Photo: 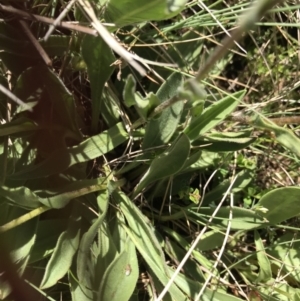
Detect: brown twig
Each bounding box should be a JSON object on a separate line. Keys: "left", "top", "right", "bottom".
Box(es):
{"left": 230, "top": 115, "right": 300, "bottom": 126}
{"left": 0, "top": 4, "right": 97, "bottom": 36}
{"left": 19, "top": 19, "right": 52, "bottom": 66}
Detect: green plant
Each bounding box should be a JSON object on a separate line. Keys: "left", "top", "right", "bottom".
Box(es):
{"left": 1, "top": 1, "right": 300, "bottom": 301}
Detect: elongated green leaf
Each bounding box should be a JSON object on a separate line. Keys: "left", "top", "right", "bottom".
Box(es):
{"left": 0, "top": 204, "right": 38, "bottom": 274}
{"left": 29, "top": 219, "right": 67, "bottom": 263}
{"left": 105, "top": 0, "right": 188, "bottom": 28}
{"left": 0, "top": 178, "right": 106, "bottom": 209}
{"left": 77, "top": 191, "right": 109, "bottom": 283}
{"left": 114, "top": 190, "right": 187, "bottom": 300}
{"left": 98, "top": 238, "right": 139, "bottom": 301}
{"left": 143, "top": 100, "right": 184, "bottom": 148}
{"left": 162, "top": 227, "right": 216, "bottom": 274}
{"left": 195, "top": 131, "right": 256, "bottom": 152}
{"left": 180, "top": 150, "right": 219, "bottom": 174}
{"left": 114, "top": 190, "right": 165, "bottom": 269}
{"left": 184, "top": 90, "right": 245, "bottom": 141}
{"left": 69, "top": 267, "right": 93, "bottom": 301}
{"left": 255, "top": 230, "right": 272, "bottom": 283}
{"left": 254, "top": 115, "right": 300, "bottom": 157}
{"left": 40, "top": 205, "right": 81, "bottom": 289}
{"left": 93, "top": 222, "right": 119, "bottom": 293}
{"left": 0, "top": 117, "right": 38, "bottom": 136}
{"left": 196, "top": 230, "right": 225, "bottom": 251}
{"left": 133, "top": 134, "right": 190, "bottom": 197}
{"left": 189, "top": 206, "right": 266, "bottom": 230}
{"left": 38, "top": 180, "right": 106, "bottom": 209}
{"left": 157, "top": 72, "right": 183, "bottom": 102}
{"left": 0, "top": 186, "right": 41, "bottom": 209}
{"left": 82, "top": 35, "right": 115, "bottom": 132}
{"left": 10, "top": 122, "right": 128, "bottom": 179}
{"left": 163, "top": 238, "right": 205, "bottom": 282}
{"left": 0, "top": 206, "right": 49, "bottom": 234}
{"left": 143, "top": 73, "right": 184, "bottom": 148}
{"left": 255, "top": 187, "right": 300, "bottom": 224}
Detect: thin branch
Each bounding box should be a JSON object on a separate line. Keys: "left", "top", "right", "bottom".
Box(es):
{"left": 19, "top": 19, "right": 52, "bottom": 66}
{"left": 77, "top": 0, "right": 147, "bottom": 76}
{"left": 0, "top": 4, "right": 97, "bottom": 36}
{"left": 44, "top": 0, "right": 77, "bottom": 41}
{"left": 0, "top": 84, "right": 33, "bottom": 111}
{"left": 196, "top": 0, "right": 285, "bottom": 82}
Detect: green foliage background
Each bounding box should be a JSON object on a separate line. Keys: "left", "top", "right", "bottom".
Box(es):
{"left": 0, "top": 0, "right": 300, "bottom": 301}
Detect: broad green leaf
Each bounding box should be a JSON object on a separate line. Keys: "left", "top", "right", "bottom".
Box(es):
{"left": 114, "top": 190, "right": 165, "bottom": 270}
{"left": 163, "top": 31, "right": 203, "bottom": 72}
{"left": 10, "top": 122, "right": 128, "bottom": 179}
{"left": 69, "top": 267, "right": 93, "bottom": 301}
{"left": 81, "top": 35, "right": 115, "bottom": 132}
{"left": 254, "top": 115, "right": 300, "bottom": 157}
{"left": 104, "top": 0, "right": 188, "bottom": 28}
{"left": 101, "top": 89, "right": 120, "bottom": 127}
{"left": 98, "top": 238, "right": 139, "bottom": 301}
{"left": 77, "top": 191, "right": 109, "bottom": 285}
{"left": 114, "top": 190, "right": 187, "bottom": 300}
{"left": 184, "top": 90, "right": 245, "bottom": 141}
{"left": 93, "top": 221, "right": 119, "bottom": 294}
{"left": 255, "top": 230, "right": 272, "bottom": 283}
{"left": 133, "top": 134, "right": 190, "bottom": 197}
{"left": 123, "top": 75, "right": 160, "bottom": 120}
{"left": 40, "top": 205, "right": 81, "bottom": 289}
{"left": 180, "top": 150, "right": 219, "bottom": 174}
{"left": 180, "top": 78, "right": 207, "bottom": 103}
{"left": 29, "top": 219, "right": 67, "bottom": 263}
{"left": 143, "top": 73, "right": 184, "bottom": 148}
{"left": 255, "top": 187, "right": 300, "bottom": 224}
{"left": 156, "top": 72, "right": 183, "bottom": 102}
{"left": 143, "top": 99, "right": 184, "bottom": 147}
{"left": 196, "top": 230, "right": 225, "bottom": 251}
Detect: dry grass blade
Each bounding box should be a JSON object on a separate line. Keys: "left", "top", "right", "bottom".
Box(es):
{"left": 0, "top": 84, "right": 33, "bottom": 111}
{"left": 43, "top": 0, "right": 77, "bottom": 41}
{"left": 77, "top": 0, "right": 147, "bottom": 76}
{"left": 156, "top": 175, "right": 238, "bottom": 301}
{"left": 196, "top": 0, "right": 285, "bottom": 81}
{"left": 19, "top": 20, "right": 52, "bottom": 66}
